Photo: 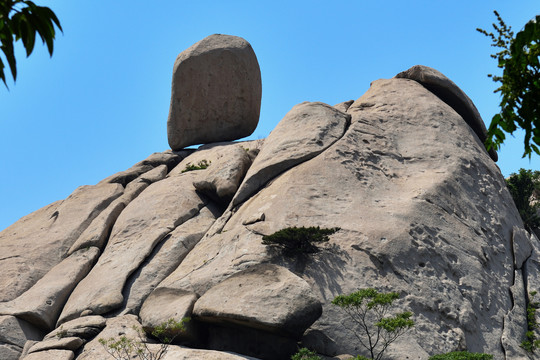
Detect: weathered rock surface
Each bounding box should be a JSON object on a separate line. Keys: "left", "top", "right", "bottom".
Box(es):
{"left": 140, "top": 288, "right": 197, "bottom": 331}
{"left": 156, "top": 223, "right": 269, "bottom": 296}
{"left": 76, "top": 315, "right": 143, "bottom": 360}
{"left": 0, "top": 316, "right": 42, "bottom": 349}
{"left": 333, "top": 100, "right": 354, "bottom": 113}
{"left": 512, "top": 226, "right": 534, "bottom": 269}
{"left": 232, "top": 101, "right": 350, "bottom": 206}
{"left": 169, "top": 142, "right": 253, "bottom": 204}
{"left": 44, "top": 315, "right": 106, "bottom": 341}
{"left": 58, "top": 174, "right": 208, "bottom": 324}
{"left": 0, "top": 183, "right": 122, "bottom": 302}
{"left": 395, "top": 65, "right": 497, "bottom": 161}
{"left": 0, "top": 247, "right": 100, "bottom": 330}
{"left": 0, "top": 343, "right": 22, "bottom": 360}
{"left": 23, "top": 349, "right": 75, "bottom": 360}
{"left": 0, "top": 316, "right": 43, "bottom": 360}
{"left": 155, "top": 346, "right": 260, "bottom": 360}
{"left": 193, "top": 264, "right": 322, "bottom": 336}
{"left": 139, "top": 288, "right": 199, "bottom": 343}
{"left": 121, "top": 205, "right": 217, "bottom": 315}
{"left": 167, "top": 34, "right": 261, "bottom": 149}
{"left": 99, "top": 150, "right": 185, "bottom": 186}
{"left": 28, "top": 336, "right": 84, "bottom": 353}
{"left": 500, "top": 270, "right": 529, "bottom": 360}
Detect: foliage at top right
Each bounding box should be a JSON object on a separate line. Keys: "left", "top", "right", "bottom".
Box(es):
{"left": 477, "top": 11, "right": 540, "bottom": 158}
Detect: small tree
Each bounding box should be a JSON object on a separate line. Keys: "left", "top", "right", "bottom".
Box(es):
{"left": 332, "top": 288, "right": 414, "bottom": 360}
{"left": 262, "top": 226, "right": 339, "bottom": 258}
{"left": 506, "top": 168, "right": 540, "bottom": 230}
{"left": 99, "top": 318, "right": 188, "bottom": 360}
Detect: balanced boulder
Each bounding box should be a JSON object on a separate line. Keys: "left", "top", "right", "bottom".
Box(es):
{"left": 167, "top": 34, "right": 262, "bottom": 149}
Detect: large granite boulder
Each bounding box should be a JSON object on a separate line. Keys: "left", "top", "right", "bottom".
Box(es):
{"left": 193, "top": 264, "right": 322, "bottom": 336}
{"left": 167, "top": 34, "right": 262, "bottom": 150}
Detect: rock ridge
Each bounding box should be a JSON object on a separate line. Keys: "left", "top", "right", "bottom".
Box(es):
{"left": 0, "top": 36, "right": 534, "bottom": 360}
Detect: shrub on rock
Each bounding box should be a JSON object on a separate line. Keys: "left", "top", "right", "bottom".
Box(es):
{"left": 262, "top": 226, "right": 339, "bottom": 257}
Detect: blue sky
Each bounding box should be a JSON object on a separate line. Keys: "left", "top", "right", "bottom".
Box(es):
{"left": 0, "top": 1, "right": 539, "bottom": 231}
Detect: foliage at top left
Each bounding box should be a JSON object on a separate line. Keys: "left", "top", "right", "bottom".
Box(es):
{"left": 0, "top": 0, "right": 62, "bottom": 87}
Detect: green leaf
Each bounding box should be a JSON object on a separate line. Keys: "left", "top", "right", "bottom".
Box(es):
{"left": 0, "top": 55, "right": 7, "bottom": 87}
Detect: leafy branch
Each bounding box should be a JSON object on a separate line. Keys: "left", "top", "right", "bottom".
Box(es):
{"left": 0, "top": 0, "right": 62, "bottom": 87}
{"left": 477, "top": 11, "right": 540, "bottom": 158}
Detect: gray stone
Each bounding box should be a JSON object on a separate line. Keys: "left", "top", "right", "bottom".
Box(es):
{"left": 0, "top": 316, "right": 43, "bottom": 348}
{"left": 68, "top": 165, "right": 168, "bottom": 255}
{"left": 500, "top": 270, "right": 529, "bottom": 360}
{"left": 99, "top": 150, "right": 185, "bottom": 186}
{"left": 156, "top": 224, "right": 269, "bottom": 297}
{"left": 20, "top": 340, "right": 38, "bottom": 359}
{"left": 76, "top": 315, "right": 145, "bottom": 360}
{"left": 23, "top": 349, "right": 75, "bottom": 360}
{"left": 0, "top": 247, "right": 100, "bottom": 330}
{"left": 232, "top": 101, "right": 350, "bottom": 206}
{"left": 240, "top": 139, "right": 264, "bottom": 160}
{"left": 58, "top": 175, "right": 208, "bottom": 325}
{"left": 513, "top": 226, "right": 533, "bottom": 269}
{"left": 167, "top": 34, "right": 261, "bottom": 149}
{"left": 0, "top": 343, "right": 22, "bottom": 360}
{"left": 121, "top": 205, "right": 217, "bottom": 314}
{"left": 167, "top": 141, "right": 254, "bottom": 205}
{"left": 44, "top": 315, "right": 106, "bottom": 341}
{"left": 193, "top": 264, "right": 322, "bottom": 337}
{"left": 28, "top": 337, "right": 84, "bottom": 353}
{"left": 524, "top": 233, "right": 540, "bottom": 346}
{"left": 0, "top": 183, "right": 122, "bottom": 302}
{"left": 190, "top": 143, "right": 253, "bottom": 204}
{"left": 525, "top": 233, "right": 540, "bottom": 295}
{"left": 139, "top": 288, "right": 198, "bottom": 343}
{"left": 242, "top": 212, "right": 265, "bottom": 225}
{"left": 394, "top": 65, "right": 497, "bottom": 161}
{"left": 333, "top": 100, "right": 354, "bottom": 113}
{"left": 158, "top": 345, "right": 260, "bottom": 359}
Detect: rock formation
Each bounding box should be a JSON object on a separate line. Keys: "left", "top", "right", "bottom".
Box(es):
{"left": 0, "top": 35, "right": 538, "bottom": 360}
{"left": 167, "top": 34, "right": 262, "bottom": 150}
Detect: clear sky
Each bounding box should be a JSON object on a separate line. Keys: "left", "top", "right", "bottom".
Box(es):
{"left": 1, "top": 1, "right": 539, "bottom": 232}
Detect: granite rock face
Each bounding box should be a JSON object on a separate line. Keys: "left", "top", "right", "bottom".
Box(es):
{"left": 167, "top": 34, "right": 262, "bottom": 150}
{"left": 0, "top": 53, "right": 535, "bottom": 360}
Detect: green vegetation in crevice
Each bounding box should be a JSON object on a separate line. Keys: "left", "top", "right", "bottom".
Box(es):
{"left": 521, "top": 290, "right": 540, "bottom": 353}
{"left": 262, "top": 226, "right": 339, "bottom": 258}
{"left": 181, "top": 159, "right": 211, "bottom": 173}
{"left": 290, "top": 347, "right": 322, "bottom": 360}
